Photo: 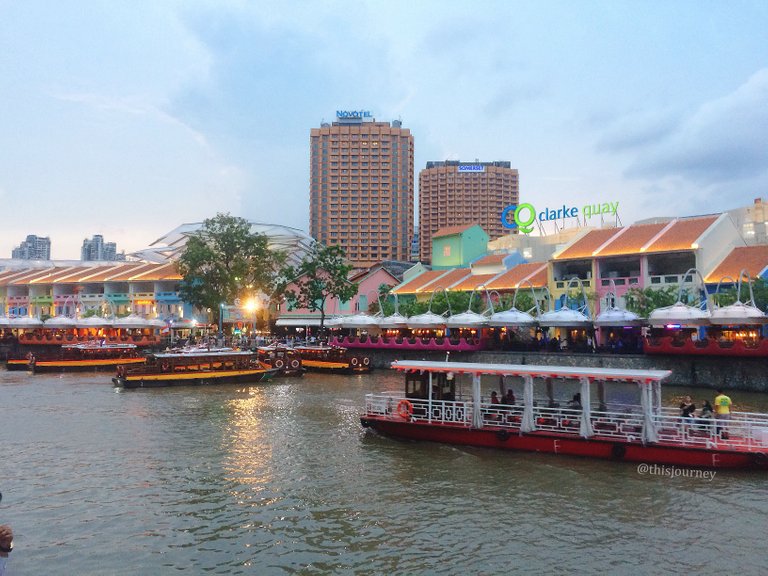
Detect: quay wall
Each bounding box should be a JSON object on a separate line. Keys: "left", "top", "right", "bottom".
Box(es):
{"left": 363, "top": 349, "right": 768, "bottom": 393}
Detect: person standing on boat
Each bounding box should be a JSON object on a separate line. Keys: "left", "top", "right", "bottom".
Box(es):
{"left": 714, "top": 389, "right": 732, "bottom": 438}
{"left": 0, "top": 523, "right": 12, "bottom": 576}
{"left": 679, "top": 396, "right": 696, "bottom": 420}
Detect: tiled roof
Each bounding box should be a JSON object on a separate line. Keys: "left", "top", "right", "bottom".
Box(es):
{"left": 644, "top": 215, "right": 718, "bottom": 253}
{"left": 0, "top": 263, "right": 182, "bottom": 285}
{"left": 5, "top": 268, "right": 62, "bottom": 286}
{"left": 594, "top": 223, "right": 667, "bottom": 257}
{"left": 472, "top": 253, "right": 508, "bottom": 267}
{"left": 448, "top": 273, "right": 499, "bottom": 292}
{"left": 704, "top": 246, "right": 768, "bottom": 283}
{"left": 433, "top": 223, "right": 480, "bottom": 239}
{"left": 555, "top": 228, "right": 621, "bottom": 260}
{"left": 485, "top": 262, "right": 548, "bottom": 290}
{"left": 391, "top": 270, "right": 445, "bottom": 295}
{"left": 28, "top": 266, "right": 94, "bottom": 284}
{"left": 420, "top": 268, "right": 472, "bottom": 292}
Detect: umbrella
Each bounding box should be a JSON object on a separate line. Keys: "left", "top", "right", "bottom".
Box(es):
{"left": 112, "top": 314, "right": 153, "bottom": 329}
{"left": 488, "top": 308, "right": 536, "bottom": 327}
{"left": 407, "top": 311, "right": 447, "bottom": 329}
{"left": 339, "top": 313, "right": 378, "bottom": 329}
{"left": 648, "top": 302, "right": 710, "bottom": 327}
{"left": 377, "top": 313, "right": 409, "bottom": 328}
{"left": 9, "top": 316, "right": 44, "bottom": 328}
{"left": 709, "top": 302, "right": 768, "bottom": 325}
{"left": 75, "top": 316, "right": 113, "bottom": 328}
{"left": 594, "top": 308, "right": 643, "bottom": 327}
{"left": 44, "top": 316, "right": 77, "bottom": 329}
{"left": 538, "top": 308, "right": 592, "bottom": 327}
{"left": 445, "top": 311, "right": 488, "bottom": 328}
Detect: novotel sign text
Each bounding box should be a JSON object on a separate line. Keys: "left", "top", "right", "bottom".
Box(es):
{"left": 457, "top": 164, "right": 485, "bottom": 173}
{"left": 501, "top": 200, "right": 620, "bottom": 234}
{"left": 336, "top": 110, "right": 372, "bottom": 119}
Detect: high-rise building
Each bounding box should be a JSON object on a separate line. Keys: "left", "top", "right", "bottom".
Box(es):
{"left": 81, "top": 234, "right": 124, "bottom": 261}
{"left": 310, "top": 111, "right": 414, "bottom": 267}
{"left": 11, "top": 234, "right": 51, "bottom": 260}
{"left": 418, "top": 160, "right": 519, "bottom": 262}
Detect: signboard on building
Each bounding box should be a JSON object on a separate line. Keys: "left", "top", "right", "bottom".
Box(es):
{"left": 457, "top": 164, "right": 485, "bottom": 173}
{"left": 336, "top": 110, "right": 372, "bottom": 119}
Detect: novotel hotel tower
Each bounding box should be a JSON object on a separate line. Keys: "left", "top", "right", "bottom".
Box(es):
{"left": 309, "top": 112, "right": 414, "bottom": 267}
{"left": 418, "top": 160, "right": 519, "bottom": 262}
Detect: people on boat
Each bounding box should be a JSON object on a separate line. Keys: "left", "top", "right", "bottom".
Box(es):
{"left": 567, "top": 393, "right": 582, "bottom": 410}
{"left": 679, "top": 396, "right": 696, "bottom": 420}
{"left": 503, "top": 389, "right": 516, "bottom": 405}
{"left": 699, "top": 400, "right": 714, "bottom": 419}
{"left": 490, "top": 391, "right": 500, "bottom": 404}
{"left": 0, "top": 522, "right": 12, "bottom": 576}
{"left": 714, "top": 389, "right": 732, "bottom": 438}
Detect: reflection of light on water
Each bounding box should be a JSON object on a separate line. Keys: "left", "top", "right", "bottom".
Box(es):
{"left": 221, "top": 387, "right": 275, "bottom": 496}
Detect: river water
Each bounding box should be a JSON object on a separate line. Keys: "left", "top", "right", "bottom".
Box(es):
{"left": 1, "top": 367, "right": 767, "bottom": 575}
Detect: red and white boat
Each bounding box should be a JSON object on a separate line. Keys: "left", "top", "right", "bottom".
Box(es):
{"left": 360, "top": 360, "right": 768, "bottom": 470}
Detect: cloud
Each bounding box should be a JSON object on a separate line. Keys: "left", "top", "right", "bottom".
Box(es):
{"left": 610, "top": 69, "right": 768, "bottom": 184}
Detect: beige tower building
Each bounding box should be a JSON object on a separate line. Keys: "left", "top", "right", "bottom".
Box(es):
{"left": 418, "top": 161, "right": 519, "bottom": 262}
{"left": 309, "top": 111, "right": 414, "bottom": 267}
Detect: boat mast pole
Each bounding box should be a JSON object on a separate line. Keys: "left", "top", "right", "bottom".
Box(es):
{"left": 428, "top": 371, "right": 433, "bottom": 423}
{"left": 471, "top": 374, "right": 483, "bottom": 429}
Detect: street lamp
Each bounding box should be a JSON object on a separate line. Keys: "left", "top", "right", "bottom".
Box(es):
{"left": 244, "top": 297, "right": 259, "bottom": 345}
{"left": 218, "top": 302, "right": 225, "bottom": 344}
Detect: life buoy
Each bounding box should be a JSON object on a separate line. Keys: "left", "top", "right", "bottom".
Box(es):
{"left": 496, "top": 430, "right": 511, "bottom": 442}
{"left": 396, "top": 399, "right": 413, "bottom": 420}
{"left": 351, "top": 357, "right": 359, "bottom": 367}
{"left": 611, "top": 443, "right": 627, "bottom": 460}
{"left": 362, "top": 357, "right": 370, "bottom": 366}
{"left": 274, "top": 358, "right": 285, "bottom": 369}
{"left": 290, "top": 359, "right": 301, "bottom": 370}
{"left": 751, "top": 452, "right": 768, "bottom": 468}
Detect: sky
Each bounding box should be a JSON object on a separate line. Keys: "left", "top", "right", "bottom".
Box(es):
{"left": 1, "top": 0, "right": 767, "bottom": 259}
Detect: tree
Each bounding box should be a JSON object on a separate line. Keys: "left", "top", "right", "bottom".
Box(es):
{"left": 281, "top": 244, "right": 358, "bottom": 332}
{"left": 176, "top": 213, "right": 286, "bottom": 326}
{"left": 623, "top": 285, "right": 680, "bottom": 318}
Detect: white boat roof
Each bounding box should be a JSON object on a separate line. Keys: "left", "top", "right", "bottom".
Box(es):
{"left": 152, "top": 350, "right": 253, "bottom": 358}
{"left": 391, "top": 360, "right": 672, "bottom": 383}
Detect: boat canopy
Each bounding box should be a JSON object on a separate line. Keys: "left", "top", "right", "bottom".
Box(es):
{"left": 75, "top": 316, "right": 113, "bottom": 328}
{"left": 391, "top": 360, "right": 671, "bottom": 384}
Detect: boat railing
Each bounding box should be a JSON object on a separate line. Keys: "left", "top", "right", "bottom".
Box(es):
{"left": 363, "top": 394, "right": 768, "bottom": 450}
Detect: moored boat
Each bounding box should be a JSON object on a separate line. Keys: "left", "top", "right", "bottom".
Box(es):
{"left": 257, "top": 345, "right": 304, "bottom": 376}
{"left": 112, "top": 349, "right": 279, "bottom": 388}
{"left": 293, "top": 343, "right": 372, "bottom": 374}
{"left": 11, "top": 343, "right": 145, "bottom": 373}
{"left": 360, "top": 360, "right": 768, "bottom": 470}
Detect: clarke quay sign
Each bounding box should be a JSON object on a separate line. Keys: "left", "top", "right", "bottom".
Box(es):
{"left": 336, "top": 110, "right": 372, "bottom": 119}
{"left": 501, "top": 200, "right": 619, "bottom": 234}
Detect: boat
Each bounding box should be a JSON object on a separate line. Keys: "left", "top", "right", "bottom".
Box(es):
{"left": 112, "top": 349, "right": 279, "bottom": 389}
{"left": 293, "top": 343, "right": 372, "bottom": 373}
{"left": 9, "top": 343, "right": 145, "bottom": 373}
{"left": 256, "top": 345, "right": 305, "bottom": 376}
{"left": 360, "top": 360, "right": 768, "bottom": 470}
